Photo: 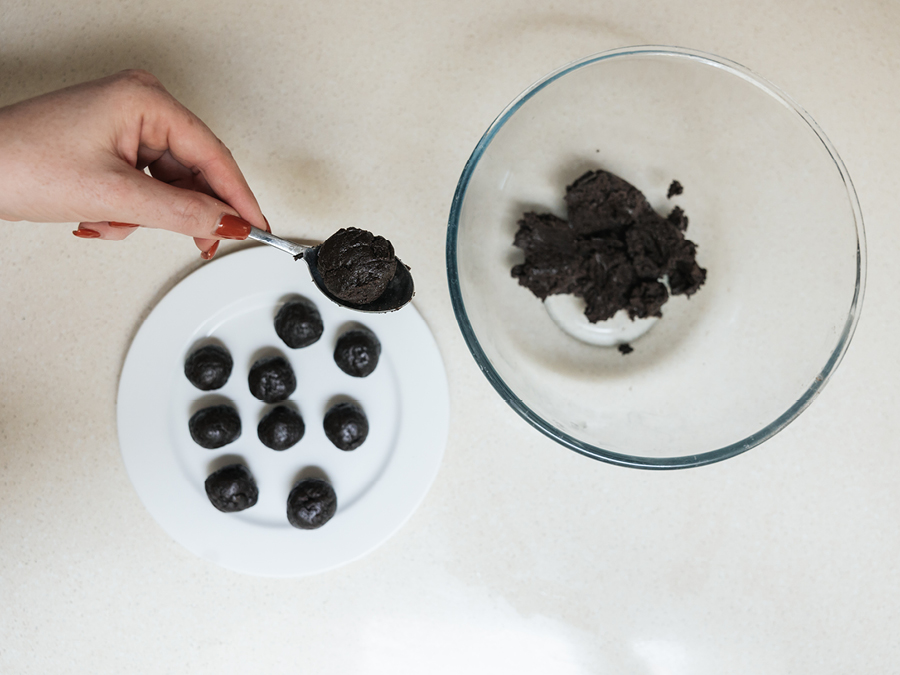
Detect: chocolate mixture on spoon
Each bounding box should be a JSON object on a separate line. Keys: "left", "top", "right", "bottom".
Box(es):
{"left": 317, "top": 227, "right": 398, "bottom": 305}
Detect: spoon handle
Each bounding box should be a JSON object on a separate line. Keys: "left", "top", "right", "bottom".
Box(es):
{"left": 247, "top": 226, "right": 310, "bottom": 259}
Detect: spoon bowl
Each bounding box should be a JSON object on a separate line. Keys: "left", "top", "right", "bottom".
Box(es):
{"left": 247, "top": 226, "right": 414, "bottom": 313}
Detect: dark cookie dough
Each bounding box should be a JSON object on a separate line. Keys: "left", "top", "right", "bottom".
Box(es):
{"left": 189, "top": 404, "right": 242, "bottom": 449}
{"left": 257, "top": 405, "right": 305, "bottom": 451}
{"left": 317, "top": 227, "right": 397, "bottom": 305}
{"left": 287, "top": 478, "right": 338, "bottom": 529}
{"left": 667, "top": 180, "right": 683, "bottom": 198}
{"left": 184, "top": 344, "right": 233, "bottom": 391}
{"left": 333, "top": 327, "right": 381, "bottom": 378}
{"left": 618, "top": 343, "right": 634, "bottom": 355}
{"left": 275, "top": 297, "right": 324, "bottom": 349}
{"left": 248, "top": 355, "right": 297, "bottom": 403}
{"left": 323, "top": 402, "right": 369, "bottom": 451}
{"left": 205, "top": 464, "right": 259, "bottom": 513}
{"left": 512, "top": 169, "right": 706, "bottom": 324}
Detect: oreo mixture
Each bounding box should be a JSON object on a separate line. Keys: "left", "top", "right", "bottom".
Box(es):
{"left": 184, "top": 344, "right": 233, "bottom": 391}
{"left": 323, "top": 402, "right": 369, "bottom": 451}
{"left": 275, "top": 297, "right": 324, "bottom": 349}
{"left": 248, "top": 355, "right": 297, "bottom": 403}
{"left": 189, "top": 404, "right": 242, "bottom": 449}
{"left": 333, "top": 327, "right": 381, "bottom": 378}
{"left": 287, "top": 478, "right": 338, "bottom": 529}
{"left": 205, "top": 464, "right": 259, "bottom": 513}
{"left": 511, "top": 169, "right": 706, "bottom": 324}
{"left": 257, "top": 405, "right": 305, "bottom": 451}
{"left": 667, "top": 180, "right": 683, "bottom": 198}
{"left": 318, "top": 227, "right": 397, "bottom": 305}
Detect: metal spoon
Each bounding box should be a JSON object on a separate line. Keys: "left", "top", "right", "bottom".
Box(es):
{"left": 247, "top": 226, "right": 414, "bottom": 313}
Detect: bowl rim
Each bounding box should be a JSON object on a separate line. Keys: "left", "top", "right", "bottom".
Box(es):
{"left": 445, "top": 45, "right": 867, "bottom": 470}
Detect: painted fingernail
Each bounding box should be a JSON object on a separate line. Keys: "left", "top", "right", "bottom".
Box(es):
{"left": 215, "top": 214, "right": 252, "bottom": 240}
{"left": 73, "top": 228, "right": 101, "bottom": 239}
{"left": 201, "top": 241, "right": 220, "bottom": 260}
{"left": 109, "top": 221, "right": 140, "bottom": 228}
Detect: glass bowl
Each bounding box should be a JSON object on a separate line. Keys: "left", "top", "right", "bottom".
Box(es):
{"left": 446, "top": 46, "right": 866, "bottom": 469}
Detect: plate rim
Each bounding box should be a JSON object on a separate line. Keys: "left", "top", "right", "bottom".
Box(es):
{"left": 117, "top": 245, "right": 449, "bottom": 576}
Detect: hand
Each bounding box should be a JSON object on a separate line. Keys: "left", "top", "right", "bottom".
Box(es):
{"left": 0, "top": 69, "right": 267, "bottom": 259}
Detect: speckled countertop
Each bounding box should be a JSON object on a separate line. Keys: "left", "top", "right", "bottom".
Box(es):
{"left": 2, "top": 1, "right": 899, "bottom": 672}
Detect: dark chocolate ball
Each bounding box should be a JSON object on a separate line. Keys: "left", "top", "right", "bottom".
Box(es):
{"left": 286, "top": 478, "right": 337, "bottom": 529}
{"left": 323, "top": 402, "right": 369, "bottom": 451}
{"left": 184, "top": 344, "right": 233, "bottom": 391}
{"left": 274, "top": 297, "right": 324, "bottom": 349}
{"left": 189, "top": 404, "right": 242, "bottom": 449}
{"left": 333, "top": 327, "right": 381, "bottom": 378}
{"left": 248, "top": 355, "right": 297, "bottom": 403}
{"left": 257, "top": 405, "right": 305, "bottom": 451}
{"left": 205, "top": 464, "right": 259, "bottom": 513}
{"left": 317, "top": 227, "right": 397, "bottom": 305}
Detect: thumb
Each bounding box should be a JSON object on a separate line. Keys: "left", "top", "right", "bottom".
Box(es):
{"left": 107, "top": 167, "right": 259, "bottom": 243}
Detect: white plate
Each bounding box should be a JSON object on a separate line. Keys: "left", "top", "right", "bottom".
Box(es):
{"left": 117, "top": 246, "right": 448, "bottom": 577}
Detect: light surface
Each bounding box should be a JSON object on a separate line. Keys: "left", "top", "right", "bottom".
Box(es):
{"left": 2, "top": 1, "right": 900, "bottom": 673}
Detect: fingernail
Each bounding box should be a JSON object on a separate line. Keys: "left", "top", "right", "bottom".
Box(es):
{"left": 201, "top": 241, "right": 220, "bottom": 260}
{"left": 215, "top": 214, "right": 252, "bottom": 240}
{"left": 73, "top": 228, "right": 101, "bottom": 239}
{"left": 109, "top": 222, "right": 140, "bottom": 228}
{"left": 263, "top": 215, "right": 271, "bottom": 233}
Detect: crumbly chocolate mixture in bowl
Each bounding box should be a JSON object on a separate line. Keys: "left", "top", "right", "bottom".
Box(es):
{"left": 511, "top": 169, "right": 706, "bottom": 352}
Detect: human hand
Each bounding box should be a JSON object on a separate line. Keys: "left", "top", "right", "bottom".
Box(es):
{"left": 0, "top": 70, "right": 267, "bottom": 259}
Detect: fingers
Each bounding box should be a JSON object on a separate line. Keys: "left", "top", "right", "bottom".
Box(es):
{"left": 101, "top": 166, "right": 254, "bottom": 243}
{"left": 145, "top": 150, "right": 241, "bottom": 259}
{"left": 132, "top": 84, "right": 267, "bottom": 232}
{"left": 74, "top": 221, "right": 140, "bottom": 240}
{"left": 73, "top": 219, "right": 222, "bottom": 261}
{"left": 146, "top": 149, "right": 216, "bottom": 197}
{"left": 78, "top": 147, "right": 265, "bottom": 261}
{"left": 21, "top": 70, "right": 269, "bottom": 259}
{"left": 196, "top": 238, "right": 219, "bottom": 260}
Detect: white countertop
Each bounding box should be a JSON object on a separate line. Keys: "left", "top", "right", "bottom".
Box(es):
{"left": 2, "top": 1, "right": 899, "bottom": 672}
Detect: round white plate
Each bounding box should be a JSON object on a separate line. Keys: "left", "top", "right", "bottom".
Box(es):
{"left": 117, "top": 246, "right": 448, "bottom": 577}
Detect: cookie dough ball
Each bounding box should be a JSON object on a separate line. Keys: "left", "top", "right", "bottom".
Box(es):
{"left": 189, "top": 405, "right": 242, "bottom": 449}
{"left": 275, "top": 297, "right": 324, "bottom": 349}
{"left": 334, "top": 327, "right": 381, "bottom": 378}
{"left": 248, "top": 355, "right": 297, "bottom": 403}
{"left": 287, "top": 478, "right": 337, "bottom": 529}
{"left": 323, "top": 402, "right": 369, "bottom": 451}
{"left": 317, "top": 227, "right": 397, "bottom": 305}
{"left": 184, "top": 344, "right": 233, "bottom": 391}
{"left": 205, "top": 464, "right": 259, "bottom": 513}
{"left": 258, "top": 405, "right": 305, "bottom": 451}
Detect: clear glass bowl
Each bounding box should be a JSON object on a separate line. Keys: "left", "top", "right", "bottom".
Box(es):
{"left": 446, "top": 46, "right": 866, "bottom": 469}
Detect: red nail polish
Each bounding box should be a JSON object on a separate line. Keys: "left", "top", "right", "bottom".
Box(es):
{"left": 201, "top": 241, "right": 220, "bottom": 260}
{"left": 73, "top": 228, "right": 101, "bottom": 239}
{"left": 109, "top": 222, "right": 140, "bottom": 228}
{"left": 216, "top": 214, "right": 252, "bottom": 240}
